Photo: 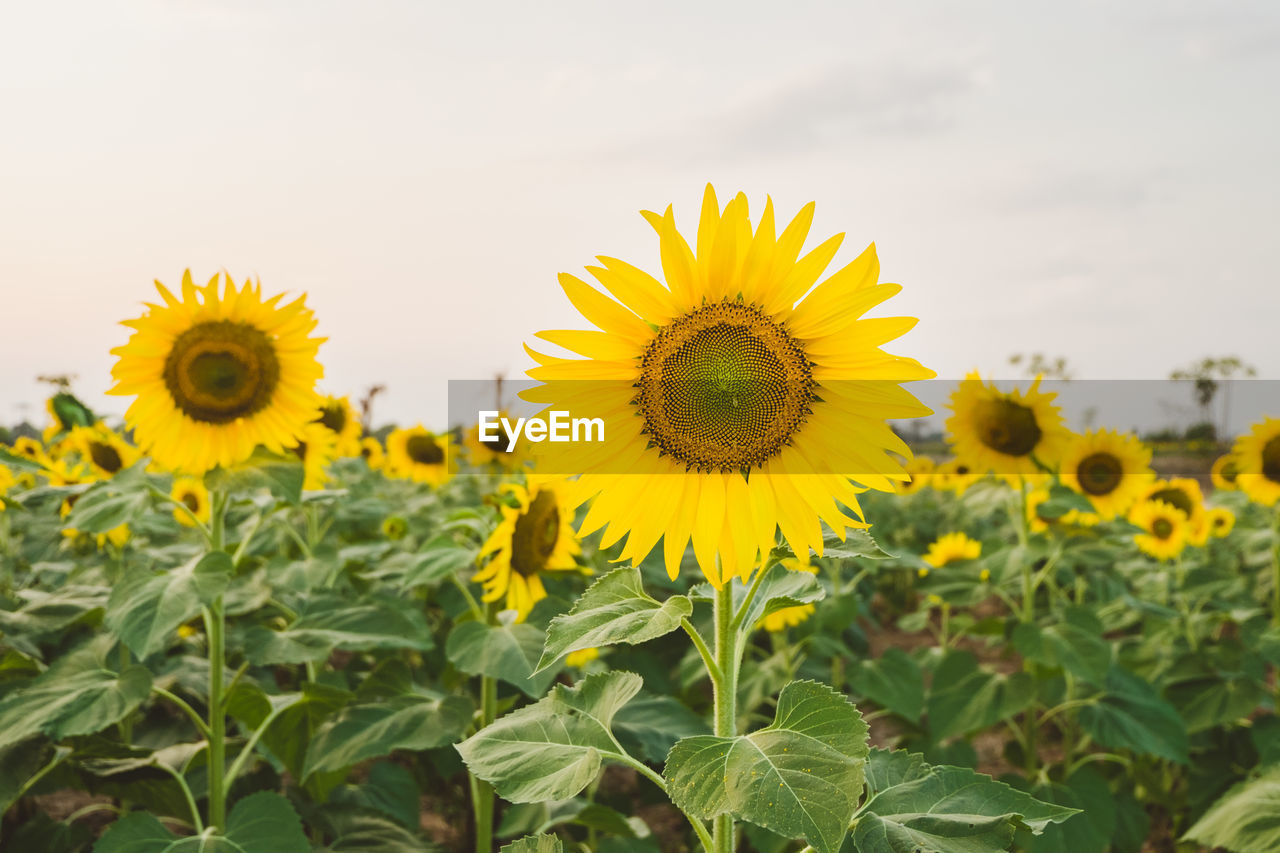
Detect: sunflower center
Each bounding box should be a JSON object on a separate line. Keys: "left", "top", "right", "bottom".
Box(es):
{"left": 406, "top": 435, "right": 444, "bottom": 465}
{"left": 1149, "top": 488, "right": 1193, "bottom": 517}
{"left": 318, "top": 404, "right": 347, "bottom": 434}
{"left": 1077, "top": 452, "right": 1122, "bottom": 496}
{"left": 635, "top": 301, "right": 813, "bottom": 472}
{"left": 1152, "top": 518, "right": 1174, "bottom": 540}
{"left": 181, "top": 491, "right": 201, "bottom": 513}
{"left": 510, "top": 490, "right": 560, "bottom": 577}
{"left": 1263, "top": 436, "right": 1280, "bottom": 484}
{"left": 89, "top": 441, "right": 123, "bottom": 474}
{"left": 973, "top": 398, "right": 1042, "bottom": 457}
{"left": 163, "top": 320, "right": 281, "bottom": 424}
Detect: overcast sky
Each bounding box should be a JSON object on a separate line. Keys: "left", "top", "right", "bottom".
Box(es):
{"left": 2, "top": 1, "right": 1277, "bottom": 432}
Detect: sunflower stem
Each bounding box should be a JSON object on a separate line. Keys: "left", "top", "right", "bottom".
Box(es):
{"left": 205, "top": 488, "right": 229, "bottom": 831}
{"left": 712, "top": 581, "right": 738, "bottom": 853}
{"left": 471, "top": 601, "right": 499, "bottom": 853}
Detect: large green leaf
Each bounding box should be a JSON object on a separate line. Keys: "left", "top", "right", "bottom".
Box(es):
{"left": 207, "top": 447, "right": 304, "bottom": 505}
{"left": 64, "top": 464, "right": 150, "bottom": 534}
{"left": 94, "top": 790, "right": 310, "bottom": 852}
{"left": 854, "top": 749, "right": 1080, "bottom": 853}
{"left": 1184, "top": 767, "right": 1280, "bottom": 853}
{"left": 664, "top": 680, "right": 868, "bottom": 853}
{"left": 243, "top": 595, "right": 433, "bottom": 665}
{"left": 303, "top": 693, "right": 473, "bottom": 778}
{"left": 1166, "top": 671, "right": 1267, "bottom": 733}
{"left": 1078, "top": 667, "right": 1188, "bottom": 763}
{"left": 0, "top": 585, "right": 108, "bottom": 659}
{"left": 1010, "top": 608, "right": 1110, "bottom": 683}
{"left": 927, "top": 650, "right": 1034, "bottom": 740}
{"left": 0, "top": 641, "right": 151, "bottom": 749}
{"left": 849, "top": 647, "right": 925, "bottom": 723}
{"left": 106, "top": 552, "right": 233, "bottom": 658}
{"left": 456, "top": 671, "right": 643, "bottom": 803}
{"left": 447, "top": 616, "right": 561, "bottom": 698}
{"left": 227, "top": 681, "right": 353, "bottom": 784}
{"left": 537, "top": 568, "right": 692, "bottom": 672}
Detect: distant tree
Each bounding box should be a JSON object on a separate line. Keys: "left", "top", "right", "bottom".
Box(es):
{"left": 1170, "top": 356, "right": 1257, "bottom": 438}
{"left": 1008, "top": 353, "right": 1073, "bottom": 380}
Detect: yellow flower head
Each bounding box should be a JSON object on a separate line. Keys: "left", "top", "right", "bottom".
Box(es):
{"left": 315, "top": 394, "right": 363, "bottom": 457}
{"left": 385, "top": 425, "right": 451, "bottom": 487}
{"left": 897, "top": 456, "right": 936, "bottom": 495}
{"left": 1131, "top": 499, "right": 1189, "bottom": 560}
{"left": 934, "top": 458, "right": 981, "bottom": 496}
{"left": 289, "top": 421, "right": 337, "bottom": 491}
{"left": 67, "top": 424, "right": 141, "bottom": 481}
{"left": 359, "top": 436, "right": 385, "bottom": 470}
{"left": 1211, "top": 454, "right": 1240, "bottom": 491}
{"left": 565, "top": 647, "right": 601, "bottom": 668}
{"left": 946, "top": 373, "right": 1070, "bottom": 478}
{"left": 109, "top": 271, "right": 325, "bottom": 475}
{"left": 170, "top": 477, "right": 211, "bottom": 527}
{"left": 1130, "top": 478, "right": 1205, "bottom": 532}
{"left": 1233, "top": 417, "right": 1280, "bottom": 507}
{"left": 922, "top": 531, "right": 982, "bottom": 568}
{"left": 9, "top": 437, "right": 50, "bottom": 467}
{"left": 524, "top": 186, "right": 934, "bottom": 587}
{"left": 760, "top": 604, "right": 815, "bottom": 633}
{"left": 1058, "top": 430, "right": 1153, "bottom": 519}
{"left": 463, "top": 411, "right": 529, "bottom": 470}
{"left": 1206, "top": 506, "right": 1235, "bottom": 538}
{"left": 474, "top": 477, "right": 587, "bottom": 620}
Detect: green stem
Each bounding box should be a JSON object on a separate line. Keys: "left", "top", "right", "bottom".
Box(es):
{"left": 472, "top": 601, "right": 499, "bottom": 853}
{"left": 151, "top": 686, "right": 213, "bottom": 738}
{"left": 681, "top": 618, "right": 721, "bottom": 683}
{"left": 713, "top": 582, "right": 738, "bottom": 853}
{"left": 155, "top": 762, "right": 204, "bottom": 833}
{"left": 205, "top": 489, "right": 229, "bottom": 831}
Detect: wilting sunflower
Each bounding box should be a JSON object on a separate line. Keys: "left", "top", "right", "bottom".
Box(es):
{"left": 1058, "top": 429, "right": 1153, "bottom": 519}
{"left": 523, "top": 187, "right": 933, "bottom": 586}
{"left": 170, "top": 477, "right": 211, "bottom": 526}
{"left": 897, "top": 456, "right": 936, "bottom": 495}
{"left": 1206, "top": 506, "right": 1235, "bottom": 538}
{"left": 1131, "top": 499, "right": 1188, "bottom": 560}
{"left": 1131, "top": 478, "right": 1205, "bottom": 533}
{"left": 315, "top": 394, "right": 362, "bottom": 457}
{"left": 109, "top": 270, "right": 324, "bottom": 475}
{"left": 1210, "top": 454, "right": 1240, "bottom": 491}
{"left": 758, "top": 559, "right": 818, "bottom": 630}
{"left": 385, "top": 425, "right": 451, "bottom": 486}
{"left": 463, "top": 411, "right": 527, "bottom": 469}
{"left": 67, "top": 424, "right": 140, "bottom": 480}
{"left": 946, "top": 373, "right": 1070, "bottom": 479}
{"left": 921, "top": 531, "right": 982, "bottom": 571}
{"left": 1233, "top": 417, "right": 1280, "bottom": 507}
{"left": 359, "top": 436, "right": 385, "bottom": 470}
{"left": 289, "top": 422, "right": 337, "bottom": 491}
{"left": 474, "top": 477, "right": 585, "bottom": 619}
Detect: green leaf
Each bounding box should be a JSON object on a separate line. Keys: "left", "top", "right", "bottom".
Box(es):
{"left": 848, "top": 647, "right": 925, "bottom": 723}
{"left": 303, "top": 693, "right": 473, "bottom": 778}
{"left": 65, "top": 466, "right": 150, "bottom": 534}
{"left": 244, "top": 595, "right": 433, "bottom": 665}
{"left": 501, "top": 835, "right": 565, "bottom": 853}
{"left": 0, "top": 739, "right": 65, "bottom": 813}
{"left": 1017, "top": 767, "right": 1115, "bottom": 853}
{"left": 736, "top": 562, "right": 825, "bottom": 636}
{"left": 94, "top": 790, "right": 310, "bottom": 852}
{"left": 317, "top": 812, "right": 443, "bottom": 852}
{"left": 613, "top": 694, "right": 711, "bottom": 763}
{"left": 816, "top": 529, "right": 896, "bottom": 560}
{"left": 106, "top": 552, "right": 233, "bottom": 658}
{"left": 0, "top": 641, "right": 152, "bottom": 749}
{"left": 228, "top": 681, "right": 352, "bottom": 784}
{"left": 456, "top": 671, "right": 643, "bottom": 803}
{"left": 1078, "top": 667, "right": 1188, "bottom": 763}
{"left": 927, "top": 650, "right": 1034, "bottom": 740}
{"left": 207, "top": 447, "right": 305, "bottom": 505}
{"left": 328, "top": 761, "right": 421, "bottom": 830}
{"left": 1011, "top": 608, "right": 1110, "bottom": 683}
{"left": 1036, "top": 485, "right": 1097, "bottom": 519}
{"left": 664, "top": 680, "right": 868, "bottom": 853}
{"left": 447, "top": 617, "right": 561, "bottom": 698}
{"left": 1166, "top": 671, "right": 1267, "bottom": 733}
{"left": 1184, "top": 767, "right": 1280, "bottom": 853}
{"left": 0, "top": 584, "right": 109, "bottom": 659}
{"left": 538, "top": 568, "right": 692, "bottom": 672}
{"left": 854, "top": 749, "right": 1080, "bottom": 853}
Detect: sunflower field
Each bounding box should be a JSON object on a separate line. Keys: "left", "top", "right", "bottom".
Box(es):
{"left": 2, "top": 188, "right": 1279, "bottom": 853}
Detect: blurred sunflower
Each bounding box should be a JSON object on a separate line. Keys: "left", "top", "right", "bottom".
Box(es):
{"left": 9, "top": 437, "right": 49, "bottom": 466}
{"left": 946, "top": 373, "right": 1070, "bottom": 479}
{"left": 935, "top": 459, "right": 980, "bottom": 496}
{"left": 1206, "top": 506, "right": 1235, "bottom": 538}
{"left": 1132, "top": 478, "right": 1205, "bottom": 533}
{"left": 922, "top": 531, "right": 981, "bottom": 570}
{"left": 1233, "top": 417, "right": 1280, "bottom": 506}
{"left": 170, "top": 477, "right": 211, "bottom": 527}
{"left": 475, "top": 477, "right": 585, "bottom": 620}
{"left": 385, "top": 425, "right": 451, "bottom": 486}
{"left": 565, "top": 647, "right": 600, "bottom": 668}
{"left": 315, "top": 394, "right": 362, "bottom": 457}
{"left": 463, "top": 411, "right": 527, "bottom": 469}
{"left": 897, "top": 456, "right": 936, "bottom": 495}
{"left": 1025, "top": 487, "right": 1099, "bottom": 534}
{"left": 758, "top": 558, "right": 817, "bottom": 630}
{"left": 1058, "top": 429, "right": 1153, "bottom": 519}
{"left": 359, "top": 436, "right": 385, "bottom": 470}
{"left": 289, "top": 422, "right": 337, "bottom": 491}
{"left": 109, "top": 270, "right": 324, "bottom": 475}
{"left": 524, "top": 186, "right": 933, "bottom": 586}
{"left": 1210, "top": 454, "right": 1240, "bottom": 491}
{"left": 0, "top": 464, "right": 13, "bottom": 512}
{"left": 67, "top": 424, "right": 140, "bottom": 480}
{"left": 1131, "top": 499, "right": 1188, "bottom": 560}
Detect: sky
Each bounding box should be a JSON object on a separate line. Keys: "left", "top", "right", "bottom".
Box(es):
{"left": 2, "top": 0, "right": 1277, "bottom": 432}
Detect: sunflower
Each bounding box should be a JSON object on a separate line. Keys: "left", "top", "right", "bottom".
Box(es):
{"left": 289, "top": 422, "right": 337, "bottom": 491}
{"left": 1206, "top": 506, "right": 1235, "bottom": 538}
{"left": 0, "top": 464, "right": 14, "bottom": 512}
{"left": 67, "top": 424, "right": 140, "bottom": 480}
{"left": 935, "top": 458, "right": 980, "bottom": 496}
{"left": 946, "top": 373, "right": 1070, "bottom": 479}
{"left": 474, "top": 477, "right": 585, "bottom": 620}
{"left": 1131, "top": 478, "right": 1205, "bottom": 534}
{"left": 108, "top": 270, "right": 324, "bottom": 475}
{"left": 385, "top": 425, "right": 451, "bottom": 486}
{"left": 9, "top": 437, "right": 49, "bottom": 466}
{"left": 523, "top": 187, "right": 933, "bottom": 587}
{"left": 315, "top": 394, "right": 362, "bottom": 457}
{"left": 170, "top": 477, "right": 211, "bottom": 526}
{"left": 1057, "top": 429, "right": 1153, "bottom": 519}
{"left": 1210, "top": 454, "right": 1240, "bottom": 491}
{"left": 1233, "top": 417, "right": 1280, "bottom": 507}
{"left": 565, "top": 647, "right": 601, "bottom": 668}
{"left": 359, "top": 436, "right": 385, "bottom": 470}
{"left": 897, "top": 456, "right": 936, "bottom": 495}
{"left": 1131, "top": 499, "right": 1188, "bottom": 560}
{"left": 1025, "top": 487, "right": 1099, "bottom": 534}
{"left": 463, "top": 411, "right": 528, "bottom": 469}
{"left": 921, "top": 531, "right": 981, "bottom": 571}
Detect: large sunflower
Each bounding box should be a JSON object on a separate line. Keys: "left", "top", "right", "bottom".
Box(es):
{"left": 1233, "top": 417, "right": 1280, "bottom": 506}
{"left": 385, "top": 425, "right": 451, "bottom": 486}
{"left": 1058, "top": 429, "right": 1153, "bottom": 519}
{"left": 109, "top": 271, "right": 324, "bottom": 475}
{"left": 67, "top": 424, "right": 140, "bottom": 480}
{"left": 946, "top": 373, "right": 1070, "bottom": 479}
{"left": 523, "top": 187, "right": 933, "bottom": 586}
{"left": 1130, "top": 499, "right": 1188, "bottom": 561}
{"left": 315, "top": 394, "right": 362, "bottom": 457}
{"left": 474, "top": 477, "right": 585, "bottom": 619}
